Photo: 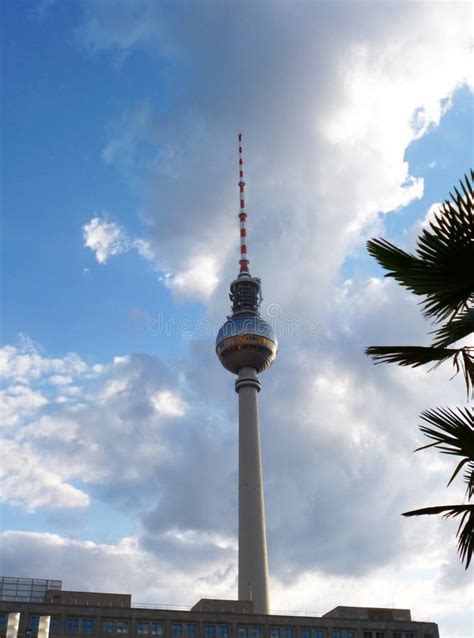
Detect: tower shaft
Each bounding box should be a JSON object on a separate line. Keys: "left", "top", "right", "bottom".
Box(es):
{"left": 236, "top": 367, "right": 269, "bottom": 613}
{"left": 216, "top": 134, "right": 277, "bottom": 612}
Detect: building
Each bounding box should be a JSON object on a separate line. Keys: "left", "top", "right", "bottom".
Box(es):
{"left": 0, "top": 582, "right": 439, "bottom": 638}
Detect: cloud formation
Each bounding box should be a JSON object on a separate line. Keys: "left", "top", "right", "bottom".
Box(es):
{"left": 77, "top": 1, "right": 472, "bottom": 311}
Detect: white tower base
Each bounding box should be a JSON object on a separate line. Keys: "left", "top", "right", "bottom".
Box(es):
{"left": 236, "top": 366, "right": 269, "bottom": 614}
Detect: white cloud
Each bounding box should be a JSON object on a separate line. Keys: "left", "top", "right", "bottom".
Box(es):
{"left": 0, "top": 385, "right": 48, "bottom": 428}
{"left": 75, "top": 1, "right": 473, "bottom": 313}
{"left": 49, "top": 374, "right": 73, "bottom": 386}
{"left": 83, "top": 215, "right": 130, "bottom": 263}
{"left": 0, "top": 530, "right": 235, "bottom": 604}
{"left": 0, "top": 441, "right": 89, "bottom": 512}
{"left": 163, "top": 257, "right": 220, "bottom": 299}
{"left": 0, "top": 337, "right": 88, "bottom": 384}
{"left": 151, "top": 390, "right": 187, "bottom": 417}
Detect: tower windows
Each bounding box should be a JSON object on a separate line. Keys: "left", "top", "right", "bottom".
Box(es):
{"left": 284, "top": 628, "right": 295, "bottom": 638}
{"left": 102, "top": 621, "right": 114, "bottom": 633}
{"left": 117, "top": 621, "right": 129, "bottom": 634}
{"left": 151, "top": 624, "right": 164, "bottom": 635}
{"left": 137, "top": 622, "right": 149, "bottom": 634}
{"left": 172, "top": 624, "right": 183, "bottom": 637}
{"left": 187, "top": 625, "right": 197, "bottom": 637}
{"left": 251, "top": 628, "right": 262, "bottom": 638}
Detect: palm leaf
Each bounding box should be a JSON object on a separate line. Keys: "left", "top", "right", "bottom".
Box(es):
{"left": 367, "top": 170, "right": 474, "bottom": 323}
{"left": 415, "top": 406, "right": 474, "bottom": 488}
{"left": 431, "top": 308, "right": 474, "bottom": 348}
{"left": 365, "top": 345, "right": 460, "bottom": 367}
{"left": 402, "top": 504, "right": 474, "bottom": 568}
{"left": 365, "top": 346, "right": 474, "bottom": 395}
{"left": 416, "top": 406, "right": 474, "bottom": 455}
{"left": 465, "top": 461, "right": 474, "bottom": 500}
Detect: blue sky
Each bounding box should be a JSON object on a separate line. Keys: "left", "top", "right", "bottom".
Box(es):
{"left": 1, "top": 2, "right": 473, "bottom": 636}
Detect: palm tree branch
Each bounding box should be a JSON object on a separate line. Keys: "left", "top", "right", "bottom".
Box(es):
{"left": 365, "top": 345, "right": 460, "bottom": 367}
{"left": 367, "top": 171, "right": 474, "bottom": 322}
{"left": 402, "top": 504, "right": 474, "bottom": 568}
{"left": 431, "top": 308, "right": 474, "bottom": 348}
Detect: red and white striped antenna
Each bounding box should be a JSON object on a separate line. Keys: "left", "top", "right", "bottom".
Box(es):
{"left": 238, "top": 133, "right": 250, "bottom": 276}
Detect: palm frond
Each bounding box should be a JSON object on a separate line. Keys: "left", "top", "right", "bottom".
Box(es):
{"left": 465, "top": 461, "right": 474, "bottom": 500}
{"left": 431, "top": 308, "right": 474, "bottom": 348}
{"left": 367, "top": 170, "right": 474, "bottom": 322}
{"left": 365, "top": 345, "right": 460, "bottom": 368}
{"left": 415, "top": 406, "right": 474, "bottom": 489}
{"left": 402, "top": 504, "right": 474, "bottom": 568}
{"left": 365, "top": 346, "right": 474, "bottom": 395}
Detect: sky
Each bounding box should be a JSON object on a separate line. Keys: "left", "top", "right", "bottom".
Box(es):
{"left": 0, "top": 1, "right": 473, "bottom": 636}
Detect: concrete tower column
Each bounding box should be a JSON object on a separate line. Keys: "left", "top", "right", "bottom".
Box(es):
{"left": 235, "top": 366, "right": 269, "bottom": 613}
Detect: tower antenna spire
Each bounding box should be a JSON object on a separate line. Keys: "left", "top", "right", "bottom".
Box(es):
{"left": 238, "top": 133, "right": 250, "bottom": 276}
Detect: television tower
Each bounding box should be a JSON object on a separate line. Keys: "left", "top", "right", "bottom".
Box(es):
{"left": 216, "top": 134, "right": 278, "bottom": 613}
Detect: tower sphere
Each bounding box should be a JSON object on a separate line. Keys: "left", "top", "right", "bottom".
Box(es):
{"left": 216, "top": 314, "right": 278, "bottom": 374}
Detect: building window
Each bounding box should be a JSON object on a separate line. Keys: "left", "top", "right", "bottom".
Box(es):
{"left": 187, "top": 625, "right": 197, "bottom": 638}
{"left": 172, "top": 625, "right": 184, "bottom": 637}
{"left": 375, "top": 633, "right": 384, "bottom": 638}
{"left": 363, "top": 633, "right": 373, "bottom": 638}
{"left": 82, "top": 620, "right": 94, "bottom": 635}
{"left": 0, "top": 616, "right": 7, "bottom": 631}
{"left": 332, "top": 632, "right": 342, "bottom": 638}
{"left": 205, "top": 626, "right": 217, "bottom": 638}
{"left": 151, "top": 624, "right": 164, "bottom": 636}
{"left": 117, "top": 621, "right": 130, "bottom": 634}
{"left": 137, "top": 623, "right": 149, "bottom": 634}
{"left": 238, "top": 627, "right": 249, "bottom": 638}
{"left": 102, "top": 621, "right": 114, "bottom": 633}
{"left": 284, "top": 629, "right": 295, "bottom": 638}
{"left": 67, "top": 618, "right": 80, "bottom": 633}
{"left": 346, "top": 633, "right": 356, "bottom": 638}
{"left": 271, "top": 628, "right": 280, "bottom": 638}
{"left": 302, "top": 630, "right": 310, "bottom": 638}
{"left": 219, "top": 626, "right": 230, "bottom": 638}
{"left": 313, "top": 632, "right": 324, "bottom": 638}
{"left": 50, "top": 618, "right": 58, "bottom": 634}
{"left": 29, "top": 617, "right": 40, "bottom": 631}
{"left": 251, "top": 629, "right": 262, "bottom": 638}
